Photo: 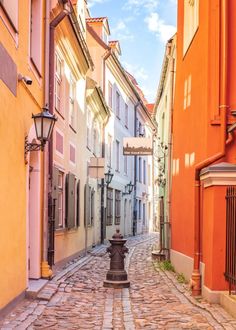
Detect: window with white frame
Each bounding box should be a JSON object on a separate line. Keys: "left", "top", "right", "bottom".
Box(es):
{"left": 125, "top": 103, "right": 128, "bottom": 128}
{"left": 108, "top": 81, "right": 113, "bottom": 109}
{"left": 116, "top": 91, "right": 120, "bottom": 119}
{"left": 69, "top": 74, "right": 76, "bottom": 129}
{"left": 183, "top": 0, "right": 199, "bottom": 54}
{"left": 87, "top": 109, "right": 91, "bottom": 149}
{"left": 0, "top": 0, "right": 18, "bottom": 31}
{"left": 139, "top": 157, "right": 142, "bottom": 182}
{"left": 55, "top": 52, "right": 63, "bottom": 114}
{"left": 116, "top": 140, "right": 120, "bottom": 172}
{"left": 124, "top": 155, "right": 128, "bottom": 175}
{"left": 143, "top": 160, "right": 146, "bottom": 184}
{"left": 30, "top": 0, "right": 42, "bottom": 73}
{"left": 108, "top": 134, "right": 112, "bottom": 167}
{"left": 93, "top": 121, "right": 97, "bottom": 155}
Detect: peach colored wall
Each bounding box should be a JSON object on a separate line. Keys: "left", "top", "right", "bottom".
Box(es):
{"left": 0, "top": 1, "right": 45, "bottom": 309}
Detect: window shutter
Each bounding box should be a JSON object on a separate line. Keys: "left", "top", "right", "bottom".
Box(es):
{"left": 52, "top": 166, "right": 59, "bottom": 229}
{"left": 76, "top": 180, "right": 80, "bottom": 227}
{"left": 66, "top": 173, "right": 75, "bottom": 229}
{"left": 84, "top": 183, "right": 90, "bottom": 227}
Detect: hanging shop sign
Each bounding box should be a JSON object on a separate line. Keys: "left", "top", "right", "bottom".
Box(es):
{"left": 123, "top": 137, "right": 153, "bottom": 156}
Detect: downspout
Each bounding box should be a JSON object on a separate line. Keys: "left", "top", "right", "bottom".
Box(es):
{"left": 47, "top": 1, "right": 71, "bottom": 267}
{"left": 100, "top": 48, "right": 111, "bottom": 243}
{"left": 191, "top": 0, "right": 230, "bottom": 296}
{"left": 41, "top": 0, "right": 52, "bottom": 278}
{"left": 166, "top": 55, "right": 175, "bottom": 259}
{"left": 101, "top": 114, "right": 110, "bottom": 243}
{"left": 133, "top": 101, "right": 139, "bottom": 236}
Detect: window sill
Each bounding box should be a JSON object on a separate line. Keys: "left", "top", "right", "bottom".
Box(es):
{"left": 69, "top": 124, "right": 77, "bottom": 134}
{"left": 55, "top": 109, "right": 65, "bottom": 120}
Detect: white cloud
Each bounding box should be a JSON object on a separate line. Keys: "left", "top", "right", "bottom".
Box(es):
{"left": 111, "top": 20, "right": 134, "bottom": 42}
{"left": 122, "top": 61, "right": 148, "bottom": 81}
{"left": 87, "top": 0, "right": 109, "bottom": 8}
{"left": 123, "top": 0, "right": 159, "bottom": 13}
{"left": 144, "top": 12, "right": 176, "bottom": 43}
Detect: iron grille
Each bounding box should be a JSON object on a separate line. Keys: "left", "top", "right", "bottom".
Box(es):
{"left": 225, "top": 186, "right": 236, "bottom": 295}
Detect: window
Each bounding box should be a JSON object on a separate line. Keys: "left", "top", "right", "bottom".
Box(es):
{"left": 115, "top": 190, "right": 121, "bottom": 225}
{"left": 143, "top": 160, "right": 146, "bottom": 184}
{"left": 138, "top": 200, "right": 141, "bottom": 220}
{"left": 183, "top": 0, "right": 199, "bottom": 54}
{"left": 69, "top": 74, "right": 76, "bottom": 129}
{"left": 124, "top": 155, "right": 128, "bottom": 175}
{"left": 69, "top": 144, "right": 76, "bottom": 164}
{"left": 116, "top": 91, "right": 120, "bottom": 118}
{"left": 116, "top": 140, "right": 120, "bottom": 172}
{"left": 55, "top": 130, "right": 64, "bottom": 156}
{"left": 107, "top": 134, "right": 112, "bottom": 167}
{"left": 143, "top": 203, "right": 146, "bottom": 225}
{"left": 139, "top": 157, "right": 142, "bottom": 182}
{"left": 58, "top": 171, "right": 64, "bottom": 228}
{"left": 125, "top": 103, "right": 128, "bottom": 128}
{"left": 184, "top": 75, "right": 192, "bottom": 109}
{"left": 30, "top": 0, "right": 42, "bottom": 74}
{"left": 148, "top": 164, "right": 151, "bottom": 185}
{"left": 93, "top": 121, "right": 97, "bottom": 155}
{"left": 55, "top": 53, "right": 63, "bottom": 113}
{"left": 108, "top": 82, "right": 113, "bottom": 108}
{"left": 0, "top": 0, "right": 18, "bottom": 31}
{"left": 106, "top": 188, "right": 113, "bottom": 226}
{"left": 87, "top": 110, "right": 91, "bottom": 149}
{"left": 90, "top": 188, "right": 95, "bottom": 226}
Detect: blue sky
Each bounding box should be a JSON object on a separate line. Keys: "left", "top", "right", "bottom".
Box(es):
{"left": 88, "top": 0, "right": 177, "bottom": 103}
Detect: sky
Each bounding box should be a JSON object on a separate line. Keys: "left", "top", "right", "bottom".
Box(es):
{"left": 88, "top": 0, "right": 177, "bottom": 103}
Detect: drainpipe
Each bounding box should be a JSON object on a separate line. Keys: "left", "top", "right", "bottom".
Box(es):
{"left": 40, "top": 0, "right": 52, "bottom": 279}
{"left": 166, "top": 54, "right": 175, "bottom": 259}
{"left": 47, "top": 1, "right": 71, "bottom": 268}
{"left": 101, "top": 114, "right": 110, "bottom": 244}
{"left": 191, "top": 0, "right": 230, "bottom": 296}
{"left": 100, "top": 48, "right": 111, "bottom": 244}
{"left": 133, "top": 101, "right": 140, "bottom": 236}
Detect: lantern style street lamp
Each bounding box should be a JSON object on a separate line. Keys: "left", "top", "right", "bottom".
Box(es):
{"left": 104, "top": 169, "right": 114, "bottom": 187}
{"left": 25, "top": 107, "right": 57, "bottom": 156}
{"left": 122, "top": 181, "right": 134, "bottom": 195}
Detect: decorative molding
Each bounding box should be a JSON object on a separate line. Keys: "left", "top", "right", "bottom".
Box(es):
{"left": 200, "top": 162, "right": 236, "bottom": 188}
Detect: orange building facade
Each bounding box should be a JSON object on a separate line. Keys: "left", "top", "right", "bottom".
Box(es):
{"left": 171, "top": 0, "right": 236, "bottom": 305}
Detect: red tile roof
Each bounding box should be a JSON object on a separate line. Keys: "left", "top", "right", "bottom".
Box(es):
{"left": 109, "top": 40, "right": 119, "bottom": 47}
{"left": 86, "top": 17, "right": 107, "bottom": 23}
{"left": 146, "top": 103, "right": 155, "bottom": 114}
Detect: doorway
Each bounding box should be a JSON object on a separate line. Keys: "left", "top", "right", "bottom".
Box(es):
{"left": 28, "top": 146, "right": 41, "bottom": 279}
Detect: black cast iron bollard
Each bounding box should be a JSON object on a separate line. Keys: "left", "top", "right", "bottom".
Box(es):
{"left": 103, "top": 229, "right": 130, "bottom": 288}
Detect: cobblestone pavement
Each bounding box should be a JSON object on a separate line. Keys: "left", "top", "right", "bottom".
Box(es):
{"left": 1, "top": 234, "right": 236, "bottom": 330}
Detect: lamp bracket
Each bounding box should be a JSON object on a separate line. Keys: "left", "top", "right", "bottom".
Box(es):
{"left": 24, "top": 136, "right": 44, "bottom": 162}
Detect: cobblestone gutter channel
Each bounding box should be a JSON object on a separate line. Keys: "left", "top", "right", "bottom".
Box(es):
{"left": 0, "top": 234, "right": 236, "bottom": 329}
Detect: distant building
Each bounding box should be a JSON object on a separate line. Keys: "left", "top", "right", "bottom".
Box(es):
{"left": 154, "top": 35, "right": 176, "bottom": 257}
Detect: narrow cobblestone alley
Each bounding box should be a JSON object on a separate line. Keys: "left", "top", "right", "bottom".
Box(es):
{"left": 1, "top": 235, "right": 236, "bottom": 330}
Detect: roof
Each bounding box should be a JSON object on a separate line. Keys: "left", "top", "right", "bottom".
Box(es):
{"left": 146, "top": 103, "right": 155, "bottom": 115}
{"left": 86, "top": 16, "right": 111, "bottom": 35}
{"left": 109, "top": 40, "right": 121, "bottom": 55}
{"left": 125, "top": 71, "right": 148, "bottom": 104}
{"left": 86, "top": 17, "right": 107, "bottom": 23}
